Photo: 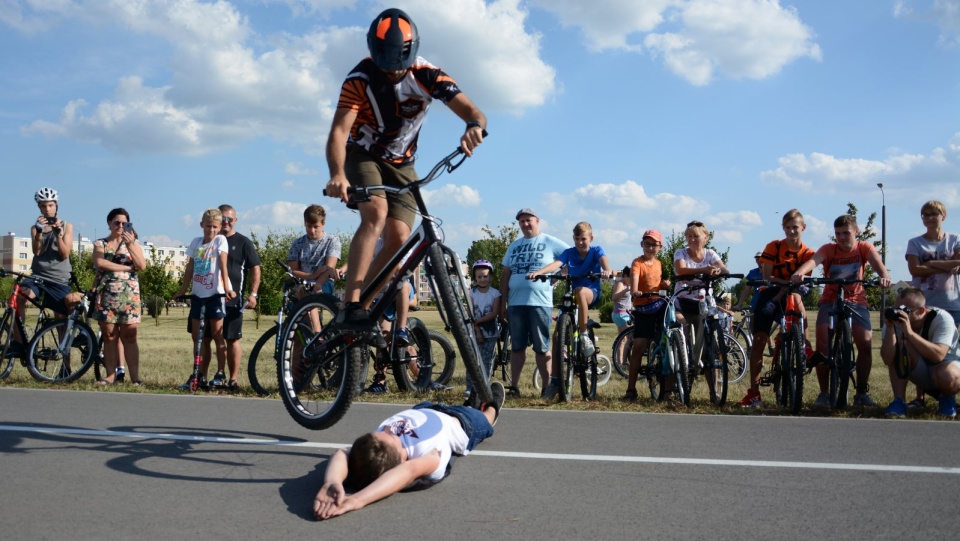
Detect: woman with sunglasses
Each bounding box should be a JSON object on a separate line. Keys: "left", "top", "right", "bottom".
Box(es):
{"left": 92, "top": 208, "right": 146, "bottom": 385}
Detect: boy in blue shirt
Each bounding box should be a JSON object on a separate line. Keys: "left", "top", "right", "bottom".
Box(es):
{"left": 527, "top": 221, "right": 611, "bottom": 356}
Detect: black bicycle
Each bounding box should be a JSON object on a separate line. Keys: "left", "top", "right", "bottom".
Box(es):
{"left": 0, "top": 269, "right": 55, "bottom": 380}
{"left": 746, "top": 280, "right": 809, "bottom": 414}
{"left": 803, "top": 277, "right": 880, "bottom": 409}
{"left": 276, "top": 144, "right": 490, "bottom": 430}
{"left": 25, "top": 273, "right": 98, "bottom": 383}
{"left": 530, "top": 273, "right": 604, "bottom": 402}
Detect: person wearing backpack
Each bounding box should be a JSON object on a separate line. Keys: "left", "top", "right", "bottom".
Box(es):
{"left": 880, "top": 287, "right": 960, "bottom": 418}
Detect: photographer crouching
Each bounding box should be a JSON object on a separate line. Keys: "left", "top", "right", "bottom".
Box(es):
{"left": 881, "top": 287, "right": 960, "bottom": 418}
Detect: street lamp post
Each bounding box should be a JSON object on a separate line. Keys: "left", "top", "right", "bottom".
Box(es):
{"left": 878, "top": 183, "right": 886, "bottom": 330}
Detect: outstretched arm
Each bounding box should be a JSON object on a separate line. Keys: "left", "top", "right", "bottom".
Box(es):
{"left": 315, "top": 452, "right": 440, "bottom": 520}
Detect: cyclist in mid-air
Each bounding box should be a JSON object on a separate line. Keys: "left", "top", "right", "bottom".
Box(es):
{"left": 324, "top": 7, "right": 486, "bottom": 334}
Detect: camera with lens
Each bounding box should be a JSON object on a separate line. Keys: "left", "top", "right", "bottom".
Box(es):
{"left": 884, "top": 305, "right": 912, "bottom": 321}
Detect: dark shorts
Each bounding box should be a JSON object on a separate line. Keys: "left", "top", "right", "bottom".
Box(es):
{"left": 223, "top": 307, "right": 244, "bottom": 340}
{"left": 345, "top": 144, "right": 418, "bottom": 228}
{"left": 188, "top": 296, "right": 227, "bottom": 321}
{"left": 751, "top": 288, "right": 783, "bottom": 336}
{"left": 632, "top": 306, "right": 665, "bottom": 340}
{"left": 23, "top": 280, "right": 71, "bottom": 316}
{"left": 413, "top": 401, "right": 494, "bottom": 451}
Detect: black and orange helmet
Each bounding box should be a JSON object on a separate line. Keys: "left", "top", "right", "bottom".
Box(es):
{"left": 367, "top": 8, "right": 420, "bottom": 71}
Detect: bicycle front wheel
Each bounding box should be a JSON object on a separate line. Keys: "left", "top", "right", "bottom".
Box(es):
{"left": 788, "top": 331, "right": 805, "bottom": 414}
{"left": 833, "top": 320, "right": 854, "bottom": 410}
{"left": 429, "top": 330, "right": 456, "bottom": 385}
{"left": 579, "top": 331, "right": 598, "bottom": 400}
{"left": 277, "top": 294, "right": 361, "bottom": 430}
{"left": 595, "top": 354, "right": 612, "bottom": 386}
{"left": 702, "top": 323, "right": 728, "bottom": 406}
{"left": 0, "top": 312, "right": 17, "bottom": 380}
{"left": 426, "top": 244, "right": 489, "bottom": 403}
{"left": 92, "top": 333, "right": 106, "bottom": 381}
{"left": 248, "top": 326, "right": 280, "bottom": 396}
{"left": 26, "top": 320, "right": 96, "bottom": 383}
{"left": 612, "top": 326, "right": 634, "bottom": 378}
{"left": 554, "top": 313, "right": 575, "bottom": 402}
{"left": 669, "top": 330, "right": 690, "bottom": 406}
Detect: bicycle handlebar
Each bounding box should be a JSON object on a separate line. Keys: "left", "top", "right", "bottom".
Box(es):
{"left": 802, "top": 277, "right": 881, "bottom": 287}
{"left": 675, "top": 272, "right": 744, "bottom": 283}
{"left": 528, "top": 272, "right": 606, "bottom": 283}
{"left": 175, "top": 293, "right": 228, "bottom": 302}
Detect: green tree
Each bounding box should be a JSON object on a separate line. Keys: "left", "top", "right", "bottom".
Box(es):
{"left": 466, "top": 224, "right": 519, "bottom": 288}
{"left": 251, "top": 229, "right": 300, "bottom": 316}
{"left": 657, "top": 229, "right": 731, "bottom": 290}
{"left": 138, "top": 246, "right": 179, "bottom": 323}
{"left": 68, "top": 250, "right": 96, "bottom": 290}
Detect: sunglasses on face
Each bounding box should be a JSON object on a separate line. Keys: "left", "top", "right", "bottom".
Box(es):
{"left": 222, "top": 217, "right": 235, "bottom": 224}
{"left": 641, "top": 242, "right": 659, "bottom": 248}
{"left": 921, "top": 213, "right": 940, "bottom": 219}
{"left": 112, "top": 220, "right": 128, "bottom": 226}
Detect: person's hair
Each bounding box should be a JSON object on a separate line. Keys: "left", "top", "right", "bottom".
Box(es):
{"left": 573, "top": 221, "right": 592, "bottom": 236}
{"left": 719, "top": 293, "right": 731, "bottom": 304}
{"left": 898, "top": 286, "right": 927, "bottom": 308}
{"left": 218, "top": 204, "right": 235, "bottom": 214}
{"left": 621, "top": 266, "right": 630, "bottom": 277}
{"left": 833, "top": 214, "right": 858, "bottom": 229}
{"left": 782, "top": 208, "right": 804, "bottom": 226}
{"left": 346, "top": 432, "right": 401, "bottom": 490}
{"left": 921, "top": 200, "right": 947, "bottom": 219}
{"left": 304, "top": 204, "right": 326, "bottom": 225}
{"left": 202, "top": 208, "right": 222, "bottom": 223}
{"left": 684, "top": 221, "right": 708, "bottom": 239}
{"left": 106, "top": 208, "right": 130, "bottom": 224}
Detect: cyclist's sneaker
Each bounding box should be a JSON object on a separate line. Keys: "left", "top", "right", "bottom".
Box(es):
{"left": 580, "top": 335, "right": 596, "bottom": 357}
{"left": 332, "top": 302, "right": 378, "bottom": 333}
{"left": 365, "top": 381, "right": 388, "bottom": 394}
{"left": 906, "top": 398, "right": 926, "bottom": 411}
{"left": 505, "top": 385, "right": 521, "bottom": 398}
{"left": 621, "top": 388, "right": 638, "bottom": 402}
{"left": 394, "top": 327, "right": 411, "bottom": 347}
{"left": 937, "top": 395, "right": 957, "bottom": 419}
{"left": 738, "top": 388, "right": 762, "bottom": 408}
{"left": 541, "top": 379, "right": 559, "bottom": 400}
{"left": 487, "top": 381, "right": 505, "bottom": 426}
{"left": 429, "top": 381, "right": 452, "bottom": 391}
{"left": 884, "top": 398, "right": 907, "bottom": 418}
{"left": 116, "top": 366, "right": 126, "bottom": 383}
{"left": 853, "top": 392, "right": 877, "bottom": 407}
{"left": 210, "top": 371, "right": 227, "bottom": 388}
{"left": 813, "top": 392, "right": 831, "bottom": 407}
{"left": 805, "top": 351, "right": 826, "bottom": 368}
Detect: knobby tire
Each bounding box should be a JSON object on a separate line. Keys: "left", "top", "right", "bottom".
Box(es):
{"left": 26, "top": 319, "right": 96, "bottom": 383}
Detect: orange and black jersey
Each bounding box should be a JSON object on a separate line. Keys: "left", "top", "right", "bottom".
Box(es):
{"left": 337, "top": 57, "right": 462, "bottom": 166}
{"left": 759, "top": 239, "right": 814, "bottom": 281}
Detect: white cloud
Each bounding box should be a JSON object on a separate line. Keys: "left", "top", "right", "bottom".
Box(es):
{"left": 15, "top": 0, "right": 555, "bottom": 154}
{"left": 284, "top": 162, "right": 318, "bottom": 176}
{"left": 141, "top": 234, "right": 187, "bottom": 248}
{"left": 760, "top": 133, "right": 960, "bottom": 201}
{"left": 532, "top": 0, "right": 675, "bottom": 51}
{"left": 645, "top": 0, "right": 822, "bottom": 85}
{"left": 895, "top": 0, "right": 960, "bottom": 48}
{"left": 572, "top": 180, "right": 658, "bottom": 208}
{"left": 422, "top": 184, "right": 482, "bottom": 208}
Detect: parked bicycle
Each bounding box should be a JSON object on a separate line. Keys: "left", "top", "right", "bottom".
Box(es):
{"left": 746, "top": 280, "right": 810, "bottom": 413}
{"left": 674, "top": 273, "right": 744, "bottom": 406}
{"left": 276, "top": 144, "right": 490, "bottom": 430}
{"left": 638, "top": 290, "right": 690, "bottom": 403}
{"left": 803, "top": 277, "right": 880, "bottom": 409}
{"left": 25, "top": 273, "right": 98, "bottom": 383}
{"left": 1, "top": 269, "right": 55, "bottom": 380}
{"left": 530, "top": 272, "right": 605, "bottom": 401}
{"left": 492, "top": 323, "right": 511, "bottom": 381}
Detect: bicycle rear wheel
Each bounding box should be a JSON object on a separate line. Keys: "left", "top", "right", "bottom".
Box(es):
{"left": 724, "top": 332, "right": 748, "bottom": 384}
{"left": 647, "top": 343, "right": 663, "bottom": 401}
{"left": 429, "top": 330, "right": 456, "bottom": 386}
{"left": 248, "top": 326, "right": 280, "bottom": 396}
{"left": 277, "top": 294, "right": 361, "bottom": 430}
{"left": 496, "top": 326, "right": 511, "bottom": 381}
{"left": 426, "top": 244, "right": 489, "bottom": 403}
{"left": 92, "top": 333, "right": 106, "bottom": 381}
{"left": 789, "top": 331, "right": 805, "bottom": 414}
{"left": 612, "top": 326, "right": 634, "bottom": 378}
{"left": 0, "top": 312, "right": 17, "bottom": 380}
{"left": 26, "top": 320, "right": 96, "bottom": 383}
{"left": 392, "top": 317, "right": 432, "bottom": 392}
{"left": 595, "top": 354, "right": 612, "bottom": 386}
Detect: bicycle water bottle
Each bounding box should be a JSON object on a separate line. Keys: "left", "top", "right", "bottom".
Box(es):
{"left": 706, "top": 288, "right": 718, "bottom": 317}
{"left": 698, "top": 288, "right": 708, "bottom": 315}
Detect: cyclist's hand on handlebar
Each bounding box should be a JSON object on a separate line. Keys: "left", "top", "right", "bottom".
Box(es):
{"left": 790, "top": 273, "right": 803, "bottom": 284}
{"left": 325, "top": 174, "right": 351, "bottom": 203}
{"left": 879, "top": 277, "right": 893, "bottom": 288}
{"left": 460, "top": 126, "right": 484, "bottom": 157}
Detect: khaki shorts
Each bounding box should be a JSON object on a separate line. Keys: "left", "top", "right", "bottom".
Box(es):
{"left": 345, "top": 145, "right": 418, "bottom": 228}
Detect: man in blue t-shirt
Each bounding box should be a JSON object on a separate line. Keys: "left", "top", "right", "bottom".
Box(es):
{"left": 499, "top": 208, "right": 568, "bottom": 399}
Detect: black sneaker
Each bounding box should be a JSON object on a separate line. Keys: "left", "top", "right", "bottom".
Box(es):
{"left": 487, "top": 381, "right": 505, "bottom": 426}
{"left": 332, "top": 302, "right": 378, "bottom": 333}
{"left": 210, "top": 371, "right": 227, "bottom": 388}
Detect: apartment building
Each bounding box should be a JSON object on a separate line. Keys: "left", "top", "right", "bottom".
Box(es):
{"left": 0, "top": 233, "right": 32, "bottom": 273}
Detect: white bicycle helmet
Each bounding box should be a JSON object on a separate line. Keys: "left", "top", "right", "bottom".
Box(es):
{"left": 34, "top": 187, "right": 59, "bottom": 203}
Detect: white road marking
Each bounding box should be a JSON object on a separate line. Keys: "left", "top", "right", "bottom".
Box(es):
{"left": 2, "top": 424, "right": 958, "bottom": 475}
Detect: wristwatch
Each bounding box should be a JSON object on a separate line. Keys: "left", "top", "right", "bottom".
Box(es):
{"left": 465, "top": 120, "right": 482, "bottom": 131}
{"left": 250, "top": 292, "right": 258, "bottom": 298}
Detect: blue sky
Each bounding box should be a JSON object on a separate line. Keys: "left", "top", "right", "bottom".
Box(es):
{"left": 2, "top": 0, "right": 958, "bottom": 282}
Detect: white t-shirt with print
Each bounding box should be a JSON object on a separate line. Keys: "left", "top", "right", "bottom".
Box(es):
{"left": 673, "top": 248, "right": 722, "bottom": 300}
{"left": 377, "top": 408, "right": 469, "bottom": 484}
{"left": 470, "top": 287, "right": 501, "bottom": 339}
{"left": 186, "top": 235, "right": 230, "bottom": 298}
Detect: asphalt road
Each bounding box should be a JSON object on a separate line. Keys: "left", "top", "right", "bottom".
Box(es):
{"left": 1, "top": 387, "right": 958, "bottom": 540}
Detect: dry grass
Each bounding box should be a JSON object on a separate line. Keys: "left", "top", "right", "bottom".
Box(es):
{"left": 1, "top": 306, "right": 945, "bottom": 420}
